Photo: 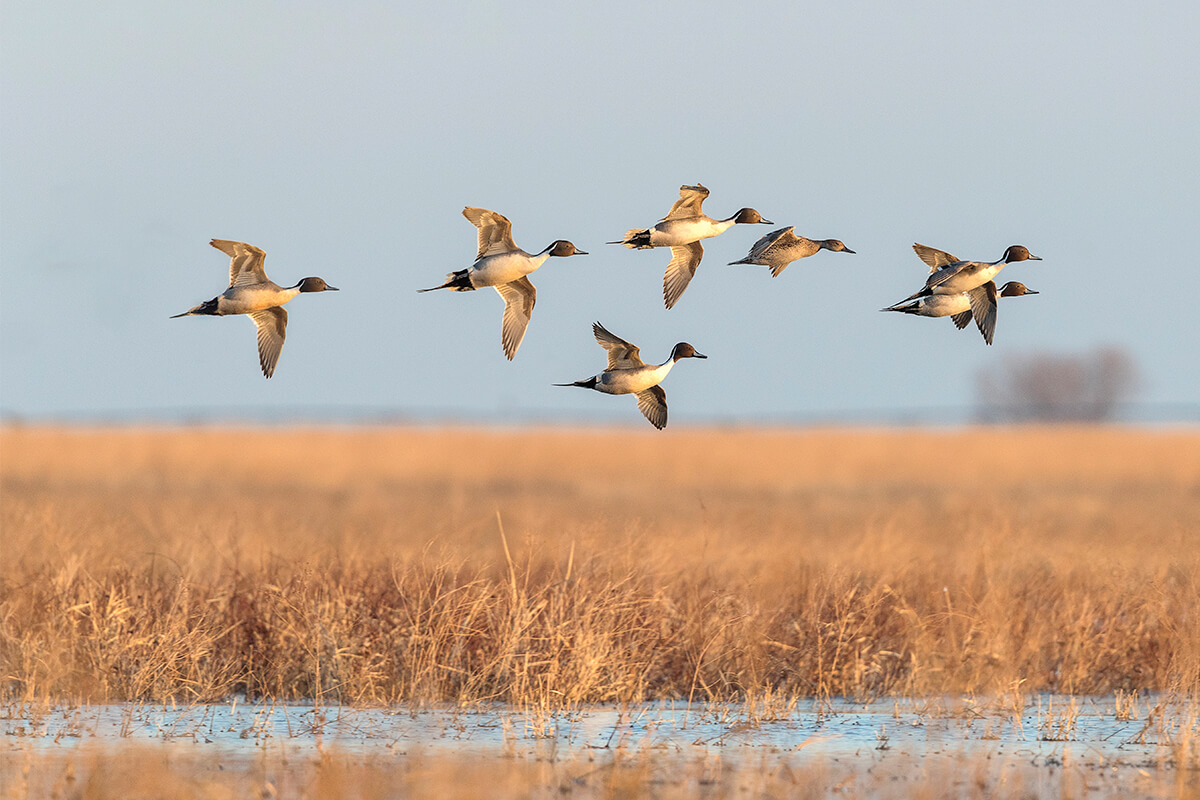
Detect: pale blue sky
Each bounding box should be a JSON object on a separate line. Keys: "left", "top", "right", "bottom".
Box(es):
{"left": 2, "top": 1, "right": 1197, "bottom": 424}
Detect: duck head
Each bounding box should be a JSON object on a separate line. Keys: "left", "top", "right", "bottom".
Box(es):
{"left": 732, "top": 208, "right": 773, "bottom": 225}
{"left": 821, "top": 239, "right": 856, "bottom": 254}
{"left": 1002, "top": 245, "right": 1042, "bottom": 263}
{"left": 546, "top": 240, "right": 588, "bottom": 257}
{"left": 998, "top": 281, "right": 1038, "bottom": 297}
{"left": 670, "top": 342, "right": 707, "bottom": 361}
{"left": 295, "top": 277, "right": 339, "bottom": 292}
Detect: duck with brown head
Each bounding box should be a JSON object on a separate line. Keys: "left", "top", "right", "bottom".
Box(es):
{"left": 729, "top": 227, "right": 857, "bottom": 277}
{"left": 608, "top": 184, "right": 773, "bottom": 308}
{"left": 555, "top": 322, "right": 707, "bottom": 430}
{"left": 418, "top": 208, "right": 587, "bottom": 360}
{"left": 170, "top": 239, "right": 339, "bottom": 378}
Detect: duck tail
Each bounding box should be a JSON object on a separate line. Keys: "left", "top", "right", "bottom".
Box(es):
{"left": 607, "top": 228, "right": 652, "bottom": 249}
{"left": 170, "top": 297, "right": 219, "bottom": 318}
{"left": 553, "top": 377, "right": 598, "bottom": 389}
{"left": 727, "top": 256, "right": 757, "bottom": 266}
{"left": 880, "top": 300, "right": 920, "bottom": 314}
{"left": 418, "top": 269, "right": 474, "bottom": 292}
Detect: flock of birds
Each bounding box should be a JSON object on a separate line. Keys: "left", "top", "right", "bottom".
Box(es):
{"left": 172, "top": 184, "right": 1043, "bottom": 429}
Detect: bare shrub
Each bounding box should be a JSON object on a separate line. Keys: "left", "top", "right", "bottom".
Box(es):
{"left": 976, "top": 346, "right": 1140, "bottom": 422}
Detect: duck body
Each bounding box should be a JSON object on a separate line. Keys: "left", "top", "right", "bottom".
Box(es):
{"left": 171, "top": 239, "right": 338, "bottom": 378}
{"left": 419, "top": 207, "right": 586, "bottom": 359}
{"left": 624, "top": 216, "right": 739, "bottom": 249}
{"left": 882, "top": 292, "right": 977, "bottom": 320}
{"left": 729, "top": 227, "right": 855, "bottom": 277}
{"left": 585, "top": 358, "right": 678, "bottom": 396}
{"left": 465, "top": 248, "right": 553, "bottom": 287}
{"left": 203, "top": 282, "right": 303, "bottom": 315}
{"left": 609, "top": 184, "right": 771, "bottom": 308}
{"left": 555, "top": 322, "right": 707, "bottom": 429}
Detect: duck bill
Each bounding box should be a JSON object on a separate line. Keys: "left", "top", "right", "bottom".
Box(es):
{"left": 326, "top": 285, "right": 340, "bottom": 291}
{"left": 759, "top": 218, "right": 774, "bottom": 225}
{"left": 843, "top": 248, "right": 857, "bottom": 254}
{"left": 1028, "top": 255, "right": 1043, "bottom": 261}
{"left": 575, "top": 250, "right": 589, "bottom": 256}
{"left": 694, "top": 352, "right": 708, "bottom": 359}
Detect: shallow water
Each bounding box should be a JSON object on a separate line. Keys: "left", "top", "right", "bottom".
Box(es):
{"left": 5, "top": 696, "right": 1197, "bottom": 800}
{"left": 3, "top": 695, "right": 1186, "bottom": 766}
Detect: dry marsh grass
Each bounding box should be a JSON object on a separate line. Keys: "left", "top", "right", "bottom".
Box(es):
{"left": 2, "top": 426, "right": 1198, "bottom": 706}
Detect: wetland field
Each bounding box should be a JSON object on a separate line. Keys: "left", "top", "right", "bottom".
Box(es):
{"left": 2, "top": 425, "right": 1198, "bottom": 797}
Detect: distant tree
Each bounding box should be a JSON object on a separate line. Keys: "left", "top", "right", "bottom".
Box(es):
{"left": 975, "top": 347, "right": 1140, "bottom": 422}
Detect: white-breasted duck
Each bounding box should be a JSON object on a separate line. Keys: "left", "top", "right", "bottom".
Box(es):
{"left": 170, "top": 239, "right": 338, "bottom": 378}
{"left": 729, "top": 227, "right": 855, "bottom": 277}
{"left": 554, "top": 322, "right": 706, "bottom": 429}
{"left": 608, "top": 184, "right": 771, "bottom": 308}
{"left": 882, "top": 281, "right": 1038, "bottom": 345}
{"left": 419, "top": 207, "right": 586, "bottom": 359}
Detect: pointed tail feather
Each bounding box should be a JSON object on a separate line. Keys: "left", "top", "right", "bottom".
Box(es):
{"left": 553, "top": 377, "right": 598, "bottom": 389}
{"left": 881, "top": 300, "right": 921, "bottom": 314}
{"left": 418, "top": 270, "right": 473, "bottom": 292}
{"left": 170, "top": 297, "right": 219, "bottom": 317}
{"left": 608, "top": 228, "right": 652, "bottom": 249}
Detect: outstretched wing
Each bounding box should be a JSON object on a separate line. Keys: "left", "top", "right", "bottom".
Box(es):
{"left": 248, "top": 306, "right": 287, "bottom": 378}
{"left": 662, "top": 184, "right": 709, "bottom": 221}
{"left": 211, "top": 239, "right": 269, "bottom": 287}
{"left": 749, "top": 227, "right": 793, "bottom": 259}
{"left": 663, "top": 241, "right": 704, "bottom": 309}
{"left": 635, "top": 385, "right": 668, "bottom": 429}
{"left": 968, "top": 281, "right": 999, "bottom": 345}
{"left": 494, "top": 276, "right": 536, "bottom": 360}
{"left": 912, "top": 243, "right": 961, "bottom": 272}
{"left": 464, "top": 207, "right": 517, "bottom": 259}
{"left": 592, "top": 322, "right": 645, "bottom": 369}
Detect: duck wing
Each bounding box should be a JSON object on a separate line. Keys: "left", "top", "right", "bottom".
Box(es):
{"left": 912, "top": 243, "right": 961, "bottom": 272}
{"left": 662, "top": 184, "right": 709, "bottom": 221}
{"left": 592, "top": 322, "right": 646, "bottom": 370}
{"left": 663, "top": 241, "right": 704, "bottom": 309}
{"left": 967, "top": 281, "right": 1000, "bottom": 345}
{"left": 494, "top": 276, "right": 536, "bottom": 360}
{"left": 950, "top": 310, "right": 973, "bottom": 329}
{"left": 212, "top": 239, "right": 269, "bottom": 287}
{"left": 464, "top": 207, "right": 517, "bottom": 258}
{"left": 923, "top": 260, "right": 974, "bottom": 291}
{"left": 635, "top": 385, "right": 668, "bottom": 430}
{"left": 248, "top": 307, "right": 287, "bottom": 378}
{"left": 754, "top": 227, "right": 794, "bottom": 254}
